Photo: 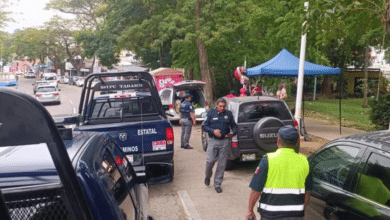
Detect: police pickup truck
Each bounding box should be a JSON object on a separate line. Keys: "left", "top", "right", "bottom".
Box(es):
{"left": 0, "top": 88, "right": 164, "bottom": 219}
{"left": 76, "top": 72, "right": 174, "bottom": 183}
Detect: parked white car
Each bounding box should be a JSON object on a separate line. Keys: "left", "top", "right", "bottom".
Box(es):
{"left": 159, "top": 80, "right": 208, "bottom": 122}
{"left": 76, "top": 77, "right": 86, "bottom": 87}
{"left": 59, "top": 76, "right": 69, "bottom": 84}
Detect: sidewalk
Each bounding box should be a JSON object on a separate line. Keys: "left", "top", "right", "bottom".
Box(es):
{"left": 303, "top": 117, "right": 365, "bottom": 141}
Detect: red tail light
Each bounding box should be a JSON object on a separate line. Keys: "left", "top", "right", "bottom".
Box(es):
{"left": 205, "top": 101, "right": 209, "bottom": 106}
{"left": 293, "top": 119, "right": 299, "bottom": 129}
{"left": 53, "top": 93, "right": 59, "bottom": 96}
{"left": 231, "top": 142, "right": 238, "bottom": 147}
{"left": 169, "top": 104, "right": 174, "bottom": 109}
{"left": 36, "top": 94, "right": 42, "bottom": 97}
{"left": 166, "top": 127, "right": 174, "bottom": 145}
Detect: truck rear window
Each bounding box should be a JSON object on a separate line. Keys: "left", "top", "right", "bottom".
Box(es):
{"left": 90, "top": 96, "right": 158, "bottom": 119}
{"left": 238, "top": 101, "right": 292, "bottom": 123}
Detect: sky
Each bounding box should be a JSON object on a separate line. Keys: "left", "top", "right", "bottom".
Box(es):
{"left": 2, "top": 0, "right": 74, "bottom": 33}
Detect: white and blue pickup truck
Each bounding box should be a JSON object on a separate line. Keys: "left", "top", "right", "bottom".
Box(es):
{"left": 75, "top": 71, "right": 174, "bottom": 183}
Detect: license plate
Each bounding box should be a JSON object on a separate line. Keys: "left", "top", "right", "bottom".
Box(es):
{"left": 241, "top": 154, "right": 256, "bottom": 161}
{"left": 126, "top": 155, "right": 134, "bottom": 163}
{"left": 152, "top": 140, "right": 166, "bottom": 151}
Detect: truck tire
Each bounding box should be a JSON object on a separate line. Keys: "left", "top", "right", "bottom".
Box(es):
{"left": 253, "top": 117, "right": 284, "bottom": 152}
{"left": 202, "top": 129, "right": 208, "bottom": 151}
{"left": 225, "top": 159, "right": 235, "bottom": 170}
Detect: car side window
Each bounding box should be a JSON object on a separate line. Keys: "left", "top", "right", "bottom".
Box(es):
{"left": 161, "top": 90, "right": 171, "bottom": 105}
{"left": 100, "top": 149, "right": 136, "bottom": 220}
{"left": 310, "top": 145, "right": 360, "bottom": 188}
{"left": 355, "top": 153, "right": 390, "bottom": 206}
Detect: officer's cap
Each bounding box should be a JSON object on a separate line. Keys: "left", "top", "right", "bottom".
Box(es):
{"left": 278, "top": 125, "right": 299, "bottom": 144}
{"left": 185, "top": 93, "right": 193, "bottom": 98}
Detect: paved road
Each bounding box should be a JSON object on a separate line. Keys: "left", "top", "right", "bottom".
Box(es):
{"left": 16, "top": 77, "right": 325, "bottom": 220}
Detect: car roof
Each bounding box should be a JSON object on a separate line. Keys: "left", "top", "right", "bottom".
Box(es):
{"left": 0, "top": 132, "right": 100, "bottom": 189}
{"left": 335, "top": 130, "right": 390, "bottom": 151}
{"left": 223, "top": 95, "right": 283, "bottom": 103}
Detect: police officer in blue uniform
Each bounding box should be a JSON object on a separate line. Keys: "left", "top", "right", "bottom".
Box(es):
{"left": 202, "top": 98, "right": 238, "bottom": 193}
{"left": 180, "top": 93, "right": 196, "bottom": 149}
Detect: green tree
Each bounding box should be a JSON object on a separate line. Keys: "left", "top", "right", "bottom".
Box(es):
{"left": 0, "top": 0, "right": 12, "bottom": 29}
{"left": 44, "top": 16, "right": 85, "bottom": 75}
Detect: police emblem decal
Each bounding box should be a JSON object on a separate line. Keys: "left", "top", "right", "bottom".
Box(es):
{"left": 119, "top": 133, "right": 127, "bottom": 141}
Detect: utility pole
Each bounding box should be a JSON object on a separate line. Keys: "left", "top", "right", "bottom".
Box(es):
{"left": 294, "top": 2, "right": 309, "bottom": 130}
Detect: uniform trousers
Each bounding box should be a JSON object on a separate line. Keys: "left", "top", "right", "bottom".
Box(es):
{"left": 180, "top": 118, "right": 192, "bottom": 147}
{"left": 205, "top": 138, "right": 230, "bottom": 187}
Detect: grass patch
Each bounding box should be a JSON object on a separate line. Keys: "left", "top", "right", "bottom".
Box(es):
{"left": 286, "top": 98, "right": 377, "bottom": 131}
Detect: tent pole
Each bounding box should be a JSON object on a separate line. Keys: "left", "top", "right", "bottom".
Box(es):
{"left": 313, "top": 76, "right": 317, "bottom": 101}
{"left": 376, "top": 70, "right": 381, "bottom": 101}
{"left": 339, "top": 71, "right": 342, "bottom": 135}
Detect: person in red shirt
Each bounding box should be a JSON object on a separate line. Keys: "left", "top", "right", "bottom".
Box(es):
{"left": 251, "top": 86, "right": 262, "bottom": 96}
{"left": 225, "top": 90, "right": 237, "bottom": 98}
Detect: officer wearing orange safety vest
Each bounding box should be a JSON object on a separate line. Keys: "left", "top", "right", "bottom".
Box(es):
{"left": 245, "top": 125, "right": 312, "bottom": 220}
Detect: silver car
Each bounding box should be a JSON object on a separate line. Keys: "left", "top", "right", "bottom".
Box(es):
{"left": 35, "top": 85, "right": 61, "bottom": 105}
{"left": 76, "top": 77, "right": 86, "bottom": 87}
{"left": 159, "top": 80, "right": 208, "bottom": 122}
{"left": 32, "top": 81, "right": 49, "bottom": 94}
{"left": 59, "top": 76, "right": 69, "bottom": 84}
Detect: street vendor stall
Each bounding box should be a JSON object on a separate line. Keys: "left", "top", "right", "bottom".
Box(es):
{"left": 150, "top": 68, "right": 184, "bottom": 92}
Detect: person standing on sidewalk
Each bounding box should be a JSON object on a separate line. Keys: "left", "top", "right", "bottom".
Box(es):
{"left": 202, "top": 98, "right": 238, "bottom": 193}
{"left": 245, "top": 125, "right": 312, "bottom": 220}
{"left": 180, "top": 93, "right": 196, "bottom": 149}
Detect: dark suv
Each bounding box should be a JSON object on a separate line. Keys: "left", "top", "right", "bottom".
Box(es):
{"left": 202, "top": 96, "right": 297, "bottom": 169}
{"left": 305, "top": 131, "right": 390, "bottom": 219}
{"left": 0, "top": 88, "right": 164, "bottom": 219}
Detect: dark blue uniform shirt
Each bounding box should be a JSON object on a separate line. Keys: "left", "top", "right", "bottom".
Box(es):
{"left": 180, "top": 100, "right": 194, "bottom": 119}
{"left": 249, "top": 155, "right": 313, "bottom": 192}
{"left": 202, "top": 108, "right": 238, "bottom": 139}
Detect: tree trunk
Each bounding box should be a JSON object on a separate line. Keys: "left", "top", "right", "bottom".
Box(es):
{"left": 91, "top": 55, "right": 95, "bottom": 72}
{"left": 159, "top": 46, "right": 164, "bottom": 67}
{"left": 195, "top": 0, "right": 214, "bottom": 104}
{"left": 186, "top": 65, "right": 194, "bottom": 80}
{"left": 362, "top": 42, "right": 369, "bottom": 108}
{"left": 320, "top": 76, "right": 332, "bottom": 96}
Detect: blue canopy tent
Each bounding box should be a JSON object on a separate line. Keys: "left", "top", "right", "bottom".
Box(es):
{"left": 247, "top": 49, "right": 343, "bottom": 137}
{"left": 247, "top": 49, "right": 341, "bottom": 76}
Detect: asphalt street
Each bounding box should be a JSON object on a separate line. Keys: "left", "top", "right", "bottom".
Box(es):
{"left": 16, "top": 76, "right": 326, "bottom": 220}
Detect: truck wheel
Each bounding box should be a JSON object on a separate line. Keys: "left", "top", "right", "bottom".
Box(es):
{"left": 253, "top": 117, "right": 284, "bottom": 153}
{"left": 225, "top": 159, "right": 235, "bottom": 170}
{"left": 202, "top": 129, "right": 208, "bottom": 151}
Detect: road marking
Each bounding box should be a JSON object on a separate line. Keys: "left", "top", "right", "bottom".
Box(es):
{"left": 178, "top": 190, "right": 202, "bottom": 220}
{"left": 67, "top": 100, "right": 76, "bottom": 114}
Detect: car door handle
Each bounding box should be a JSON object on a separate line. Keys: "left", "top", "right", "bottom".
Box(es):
{"left": 240, "top": 127, "right": 250, "bottom": 131}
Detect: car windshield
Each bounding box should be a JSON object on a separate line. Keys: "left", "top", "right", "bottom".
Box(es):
{"left": 238, "top": 101, "right": 292, "bottom": 123}
{"left": 45, "top": 76, "right": 56, "bottom": 80}
{"left": 90, "top": 96, "right": 157, "bottom": 118}
{"left": 37, "top": 87, "right": 57, "bottom": 93}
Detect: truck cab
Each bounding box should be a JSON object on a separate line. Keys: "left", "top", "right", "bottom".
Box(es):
{"left": 76, "top": 72, "right": 174, "bottom": 183}
{"left": 0, "top": 88, "right": 162, "bottom": 219}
